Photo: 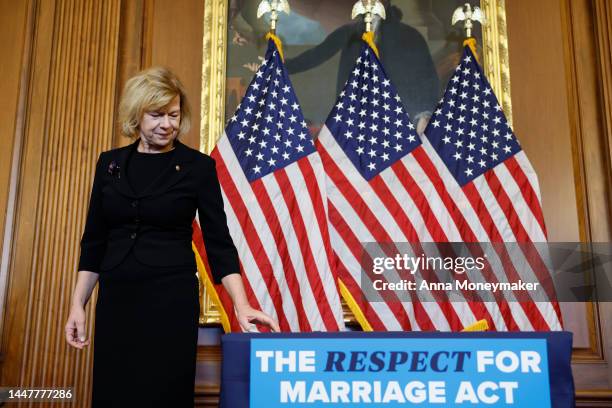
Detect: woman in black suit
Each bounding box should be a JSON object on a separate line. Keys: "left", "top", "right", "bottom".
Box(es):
{"left": 64, "top": 67, "right": 279, "bottom": 407}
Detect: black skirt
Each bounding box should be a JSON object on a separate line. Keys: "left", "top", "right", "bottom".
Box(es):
{"left": 92, "top": 254, "right": 199, "bottom": 407}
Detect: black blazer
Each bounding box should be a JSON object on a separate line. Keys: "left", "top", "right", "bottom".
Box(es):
{"left": 78, "top": 140, "right": 239, "bottom": 283}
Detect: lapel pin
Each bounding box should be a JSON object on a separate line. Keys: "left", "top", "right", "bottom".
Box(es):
{"left": 175, "top": 165, "right": 181, "bottom": 171}
{"left": 108, "top": 160, "right": 121, "bottom": 179}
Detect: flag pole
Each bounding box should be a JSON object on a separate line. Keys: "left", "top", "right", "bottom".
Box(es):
{"left": 450, "top": 3, "right": 491, "bottom": 332}
{"left": 451, "top": 2, "right": 486, "bottom": 63}
{"left": 351, "top": 0, "right": 386, "bottom": 58}
{"left": 257, "top": 0, "right": 290, "bottom": 61}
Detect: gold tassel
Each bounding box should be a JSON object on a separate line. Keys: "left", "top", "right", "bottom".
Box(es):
{"left": 338, "top": 279, "right": 374, "bottom": 331}
{"left": 192, "top": 242, "right": 232, "bottom": 332}
{"left": 463, "top": 37, "right": 480, "bottom": 64}
{"left": 265, "top": 32, "right": 285, "bottom": 62}
{"left": 461, "top": 319, "right": 489, "bottom": 332}
{"left": 362, "top": 31, "right": 380, "bottom": 59}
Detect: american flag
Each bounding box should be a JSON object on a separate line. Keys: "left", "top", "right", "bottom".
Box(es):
{"left": 317, "top": 41, "right": 484, "bottom": 331}
{"left": 317, "top": 39, "right": 562, "bottom": 331}
{"left": 422, "top": 46, "right": 562, "bottom": 331}
{"left": 194, "top": 39, "right": 345, "bottom": 332}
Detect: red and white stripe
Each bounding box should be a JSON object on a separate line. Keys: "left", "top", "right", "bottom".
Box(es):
{"left": 318, "top": 124, "right": 562, "bottom": 331}
{"left": 421, "top": 138, "right": 562, "bottom": 330}
{"left": 199, "top": 135, "right": 345, "bottom": 333}
{"left": 319, "top": 126, "right": 491, "bottom": 331}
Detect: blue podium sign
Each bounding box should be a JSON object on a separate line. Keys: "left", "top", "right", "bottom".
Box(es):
{"left": 219, "top": 332, "right": 574, "bottom": 408}
{"left": 250, "top": 338, "right": 550, "bottom": 407}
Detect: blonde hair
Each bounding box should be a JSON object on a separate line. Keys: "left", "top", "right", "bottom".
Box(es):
{"left": 118, "top": 67, "right": 191, "bottom": 138}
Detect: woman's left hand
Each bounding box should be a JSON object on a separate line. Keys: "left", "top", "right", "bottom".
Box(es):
{"left": 221, "top": 273, "right": 280, "bottom": 332}
{"left": 235, "top": 304, "right": 280, "bottom": 333}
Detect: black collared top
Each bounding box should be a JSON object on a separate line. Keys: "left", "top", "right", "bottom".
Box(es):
{"left": 127, "top": 148, "right": 176, "bottom": 196}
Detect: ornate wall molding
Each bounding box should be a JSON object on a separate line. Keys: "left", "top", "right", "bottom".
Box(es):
{"left": 481, "top": 0, "right": 513, "bottom": 126}
{"left": 200, "top": 0, "right": 229, "bottom": 154}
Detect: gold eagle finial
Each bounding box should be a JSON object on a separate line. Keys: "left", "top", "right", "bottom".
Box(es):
{"left": 452, "top": 3, "right": 486, "bottom": 38}
{"left": 257, "top": 0, "right": 291, "bottom": 33}
{"left": 351, "top": 0, "right": 386, "bottom": 33}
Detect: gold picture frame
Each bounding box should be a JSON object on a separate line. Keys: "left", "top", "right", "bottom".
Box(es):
{"left": 198, "top": 0, "right": 513, "bottom": 325}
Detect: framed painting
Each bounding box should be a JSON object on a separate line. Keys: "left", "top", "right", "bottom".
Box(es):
{"left": 198, "top": 0, "right": 512, "bottom": 324}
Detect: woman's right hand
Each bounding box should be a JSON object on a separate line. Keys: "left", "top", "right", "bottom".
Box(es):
{"left": 65, "top": 304, "right": 90, "bottom": 349}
